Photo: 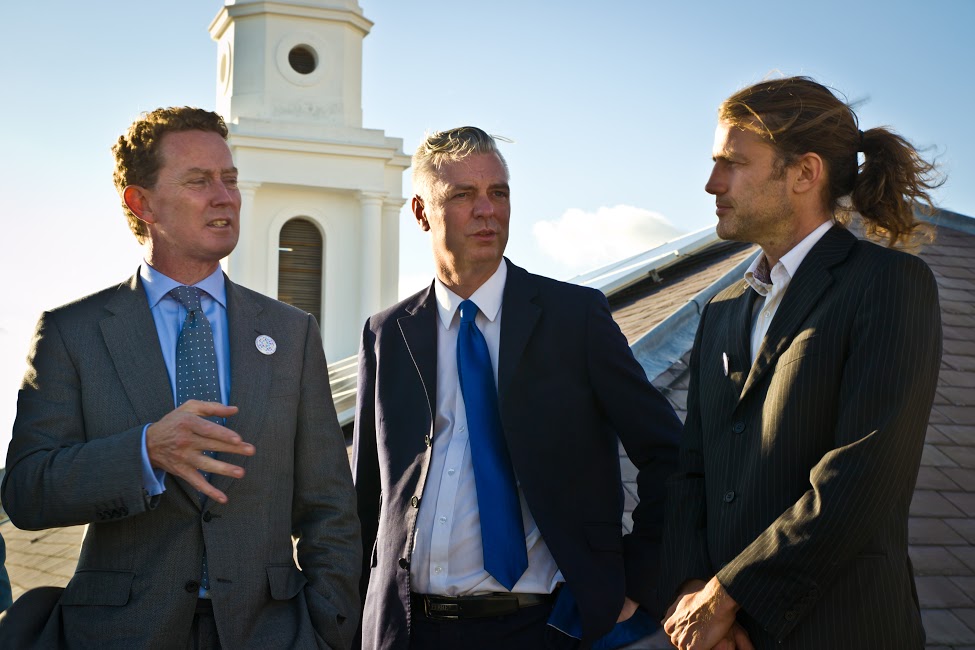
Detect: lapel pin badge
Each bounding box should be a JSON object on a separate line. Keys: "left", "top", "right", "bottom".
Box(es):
{"left": 722, "top": 352, "right": 729, "bottom": 377}
{"left": 255, "top": 334, "right": 277, "bottom": 355}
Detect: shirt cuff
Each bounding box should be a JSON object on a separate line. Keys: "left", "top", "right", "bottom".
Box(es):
{"left": 141, "top": 424, "right": 167, "bottom": 496}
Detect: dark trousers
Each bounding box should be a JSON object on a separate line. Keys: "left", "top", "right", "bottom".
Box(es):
{"left": 408, "top": 601, "right": 580, "bottom": 650}
{"left": 187, "top": 599, "right": 221, "bottom": 650}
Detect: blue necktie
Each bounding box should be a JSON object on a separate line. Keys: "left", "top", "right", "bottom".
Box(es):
{"left": 456, "top": 299, "right": 528, "bottom": 590}
{"left": 170, "top": 286, "right": 220, "bottom": 592}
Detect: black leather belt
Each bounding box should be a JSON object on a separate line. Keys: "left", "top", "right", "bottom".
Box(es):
{"left": 411, "top": 591, "right": 556, "bottom": 620}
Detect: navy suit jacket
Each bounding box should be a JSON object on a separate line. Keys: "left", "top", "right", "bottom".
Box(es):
{"left": 353, "top": 260, "right": 681, "bottom": 649}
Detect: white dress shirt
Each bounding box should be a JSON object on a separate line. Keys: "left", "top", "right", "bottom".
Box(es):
{"left": 744, "top": 220, "right": 834, "bottom": 363}
{"left": 410, "top": 260, "right": 563, "bottom": 596}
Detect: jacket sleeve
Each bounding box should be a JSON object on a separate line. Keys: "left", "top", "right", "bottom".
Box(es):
{"left": 350, "top": 318, "right": 381, "bottom": 607}
{"left": 2, "top": 311, "right": 152, "bottom": 529}
{"left": 585, "top": 290, "right": 682, "bottom": 616}
{"left": 292, "top": 313, "right": 363, "bottom": 650}
{"left": 717, "top": 254, "right": 942, "bottom": 640}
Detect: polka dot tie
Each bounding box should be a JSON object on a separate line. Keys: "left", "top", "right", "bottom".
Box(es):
{"left": 170, "top": 286, "right": 221, "bottom": 592}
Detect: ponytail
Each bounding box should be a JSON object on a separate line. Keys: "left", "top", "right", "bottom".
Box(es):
{"left": 851, "top": 127, "right": 941, "bottom": 247}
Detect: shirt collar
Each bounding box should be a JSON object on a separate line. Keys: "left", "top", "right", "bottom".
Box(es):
{"left": 744, "top": 220, "right": 834, "bottom": 296}
{"left": 140, "top": 262, "right": 228, "bottom": 309}
{"left": 434, "top": 260, "right": 508, "bottom": 329}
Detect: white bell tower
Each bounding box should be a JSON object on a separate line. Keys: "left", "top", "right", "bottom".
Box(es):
{"left": 209, "top": 0, "right": 409, "bottom": 361}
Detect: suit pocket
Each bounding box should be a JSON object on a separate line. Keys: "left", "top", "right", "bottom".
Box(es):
{"left": 62, "top": 570, "right": 134, "bottom": 606}
{"left": 776, "top": 333, "right": 820, "bottom": 369}
{"left": 585, "top": 523, "right": 623, "bottom": 553}
{"left": 266, "top": 564, "right": 308, "bottom": 600}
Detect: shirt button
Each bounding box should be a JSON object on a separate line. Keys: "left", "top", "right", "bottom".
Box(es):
{"left": 724, "top": 491, "right": 736, "bottom": 503}
{"left": 424, "top": 435, "right": 431, "bottom": 447}
{"left": 447, "top": 468, "right": 455, "bottom": 476}
{"left": 434, "top": 566, "right": 443, "bottom": 574}
{"left": 411, "top": 496, "right": 420, "bottom": 508}
{"left": 398, "top": 558, "right": 410, "bottom": 570}
{"left": 732, "top": 422, "right": 746, "bottom": 434}
{"left": 439, "top": 516, "right": 447, "bottom": 524}
{"left": 764, "top": 311, "right": 771, "bottom": 318}
{"left": 459, "top": 426, "right": 466, "bottom": 433}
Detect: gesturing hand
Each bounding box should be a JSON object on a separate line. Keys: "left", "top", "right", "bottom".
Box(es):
{"left": 146, "top": 400, "right": 255, "bottom": 504}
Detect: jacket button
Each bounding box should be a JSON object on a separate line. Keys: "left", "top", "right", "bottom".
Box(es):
{"left": 410, "top": 496, "right": 420, "bottom": 508}
{"left": 724, "top": 491, "right": 736, "bottom": 503}
{"left": 185, "top": 580, "right": 200, "bottom": 593}
{"left": 203, "top": 511, "right": 212, "bottom": 522}
{"left": 785, "top": 610, "right": 797, "bottom": 621}
{"left": 398, "top": 558, "right": 410, "bottom": 570}
{"left": 732, "top": 422, "right": 746, "bottom": 434}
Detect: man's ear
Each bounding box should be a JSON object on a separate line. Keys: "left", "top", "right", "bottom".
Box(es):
{"left": 123, "top": 185, "right": 155, "bottom": 224}
{"left": 791, "top": 152, "right": 825, "bottom": 196}
{"left": 412, "top": 195, "right": 430, "bottom": 231}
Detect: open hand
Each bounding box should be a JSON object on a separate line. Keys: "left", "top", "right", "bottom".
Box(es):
{"left": 146, "top": 400, "right": 255, "bottom": 504}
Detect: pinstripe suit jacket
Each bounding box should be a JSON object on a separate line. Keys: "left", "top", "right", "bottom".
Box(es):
{"left": 1, "top": 272, "right": 361, "bottom": 649}
{"left": 661, "top": 226, "right": 942, "bottom": 649}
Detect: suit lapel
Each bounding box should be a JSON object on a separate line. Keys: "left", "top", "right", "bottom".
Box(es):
{"left": 101, "top": 273, "right": 175, "bottom": 427}
{"left": 739, "top": 226, "right": 856, "bottom": 403}
{"left": 727, "top": 283, "right": 757, "bottom": 400}
{"left": 498, "top": 261, "right": 541, "bottom": 409}
{"left": 212, "top": 278, "right": 269, "bottom": 501}
{"left": 397, "top": 284, "right": 438, "bottom": 424}
{"left": 101, "top": 272, "right": 202, "bottom": 505}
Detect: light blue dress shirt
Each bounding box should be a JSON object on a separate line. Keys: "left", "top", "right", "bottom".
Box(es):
{"left": 138, "top": 263, "right": 231, "bottom": 495}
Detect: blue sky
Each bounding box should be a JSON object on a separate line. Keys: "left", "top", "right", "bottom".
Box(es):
{"left": 1, "top": 0, "right": 973, "bottom": 459}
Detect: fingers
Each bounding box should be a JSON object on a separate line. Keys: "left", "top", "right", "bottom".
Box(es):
{"left": 179, "top": 399, "right": 239, "bottom": 418}
{"left": 664, "top": 599, "right": 679, "bottom": 621}
{"left": 616, "top": 597, "right": 639, "bottom": 623}
{"left": 188, "top": 416, "right": 255, "bottom": 457}
{"left": 180, "top": 465, "right": 230, "bottom": 505}
{"left": 733, "top": 624, "right": 755, "bottom": 650}
{"left": 146, "top": 402, "right": 256, "bottom": 501}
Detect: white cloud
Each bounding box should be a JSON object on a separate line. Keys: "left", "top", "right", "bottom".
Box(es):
{"left": 532, "top": 205, "right": 684, "bottom": 273}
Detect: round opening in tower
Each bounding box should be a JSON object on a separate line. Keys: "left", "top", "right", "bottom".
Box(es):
{"left": 288, "top": 45, "right": 317, "bottom": 75}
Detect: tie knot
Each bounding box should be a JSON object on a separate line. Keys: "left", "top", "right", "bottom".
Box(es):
{"left": 458, "top": 299, "right": 479, "bottom": 324}
{"left": 170, "top": 286, "right": 203, "bottom": 313}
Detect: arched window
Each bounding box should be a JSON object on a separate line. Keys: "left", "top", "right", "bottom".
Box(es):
{"left": 278, "top": 217, "right": 323, "bottom": 325}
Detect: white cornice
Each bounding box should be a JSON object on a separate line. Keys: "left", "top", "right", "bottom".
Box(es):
{"left": 210, "top": 2, "right": 372, "bottom": 40}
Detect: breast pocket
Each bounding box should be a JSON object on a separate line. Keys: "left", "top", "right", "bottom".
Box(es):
{"left": 776, "top": 333, "right": 820, "bottom": 370}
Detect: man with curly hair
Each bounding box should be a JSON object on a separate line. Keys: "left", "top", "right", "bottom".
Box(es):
{"left": 2, "top": 107, "right": 361, "bottom": 649}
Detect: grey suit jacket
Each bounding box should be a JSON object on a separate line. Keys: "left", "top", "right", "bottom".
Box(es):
{"left": 661, "top": 227, "right": 942, "bottom": 649}
{"left": 1, "top": 272, "right": 361, "bottom": 649}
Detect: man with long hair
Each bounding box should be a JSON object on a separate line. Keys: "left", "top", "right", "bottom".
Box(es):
{"left": 661, "top": 77, "right": 943, "bottom": 649}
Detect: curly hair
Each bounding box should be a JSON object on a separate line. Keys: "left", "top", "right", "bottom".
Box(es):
{"left": 719, "top": 76, "right": 942, "bottom": 247}
{"left": 112, "top": 107, "right": 230, "bottom": 243}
